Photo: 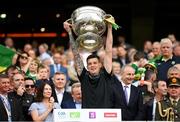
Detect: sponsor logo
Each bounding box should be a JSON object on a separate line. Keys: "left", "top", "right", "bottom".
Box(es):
{"left": 89, "top": 112, "right": 96, "bottom": 119}
{"left": 70, "top": 112, "right": 80, "bottom": 119}
{"left": 104, "top": 112, "right": 117, "bottom": 118}
{"left": 58, "top": 112, "right": 66, "bottom": 119}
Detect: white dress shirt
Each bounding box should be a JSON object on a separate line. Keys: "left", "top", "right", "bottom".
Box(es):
{"left": 152, "top": 98, "right": 157, "bottom": 121}
{"left": 55, "top": 89, "right": 64, "bottom": 105}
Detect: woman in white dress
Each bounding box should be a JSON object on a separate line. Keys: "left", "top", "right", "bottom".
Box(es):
{"left": 29, "top": 82, "right": 59, "bottom": 122}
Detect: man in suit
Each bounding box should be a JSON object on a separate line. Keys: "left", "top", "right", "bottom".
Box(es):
{"left": 0, "top": 74, "right": 23, "bottom": 121}
{"left": 62, "top": 82, "right": 82, "bottom": 109}
{"left": 52, "top": 72, "right": 73, "bottom": 108}
{"left": 145, "top": 80, "right": 167, "bottom": 121}
{"left": 112, "top": 65, "right": 144, "bottom": 120}
{"left": 49, "top": 52, "right": 69, "bottom": 80}
{"left": 155, "top": 77, "right": 180, "bottom": 121}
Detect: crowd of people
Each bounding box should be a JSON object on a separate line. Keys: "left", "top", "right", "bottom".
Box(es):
{"left": 0, "top": 19, "right": 180, "bottom": 122}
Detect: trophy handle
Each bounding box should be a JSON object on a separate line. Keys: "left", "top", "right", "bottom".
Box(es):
{"left": 103, "top": 14, "right": 115, "bottom": 25}
{"left": 65, "top": 18, "right": 73, "bottom": 26}
{"left": 103, "top": 14, "right": 113, "bottom": 20}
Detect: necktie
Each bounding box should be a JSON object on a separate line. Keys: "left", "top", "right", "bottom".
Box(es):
{"left": 124, "top": 85, "right": 129, "bottom": 104}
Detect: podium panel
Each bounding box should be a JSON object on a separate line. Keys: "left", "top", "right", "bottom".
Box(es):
{"left": 53, "top": 109, "right": 121, "bottom": 122}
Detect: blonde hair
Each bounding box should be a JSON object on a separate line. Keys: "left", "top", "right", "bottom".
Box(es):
{"left": 160, "top": 38, "right": 172, "bottom": 47}
{"left": 40, "top": 43, "right": 49, "bottom": 51}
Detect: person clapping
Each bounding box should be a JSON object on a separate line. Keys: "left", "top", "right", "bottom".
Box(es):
{"left": 29, "top": 82, "right": 60, "bottom": 122}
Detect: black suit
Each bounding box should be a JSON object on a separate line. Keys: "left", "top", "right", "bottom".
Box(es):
{"left": 145, "top": 98, "right": 154, "bottom": 121}
{"left": 52, "top": 86, "right": 74, "bottom": 108}
{"left": 112, "top": 76, "right": 145, "bottom": 120}
{"left": 61, "top": 99, "right": 76, "bottom": 108}
{"left": 0, "top": 94, "right": 24, "bottom": 121}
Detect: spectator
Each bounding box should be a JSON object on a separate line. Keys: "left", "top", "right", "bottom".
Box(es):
{"left": 29, "top": 82, "right": 59, "bottom": 122}
{"left": 4, "top": 37, "right": 16, "bottom": 51}
{"left": 167, "top": 66, "right": 180, "bottom": 79}
{"left": 49, "top": 52, "right": 68, "bottom": 80}
{"left": 15, "top": 52, "right": 33, "bottom": 74}
{"left": 52, "top": 72, "right": 73, "bottom": 108}
{"left": 155, "top": 77, "right": 180, "bottom": 121}
{"left": 173, "top": 42, "right": 180, "bottom": 56}
{"left": 23, "top": 43, "right": 32, "bottom": 53}
{"left": 25, "top": 77, "right": 36, "bottom": 96}
{"left": 143, "top": 40, "right": 152, "bottom": 59}
{"left": 145, "top": 80, "right": 167, "bottom": 121}
{"left": 38, "top": 43, "right": 53, "bottom": 64}
{"left": 61, "top": 82, "right": 82, "bottom": 109}
{"left": 9, "top": 73, "right": 34, "bottom": 121}
{"left": 155, "top": 38, "right": 180, "bottom": 81}
{"left": 0, "top": 74, "right": 24, "bottom": 121}
{"left": 26, "top": 58, "right": 40, "bottom": 81}
{"left": 112, "top": 65, "right": 144, "bottom": 120}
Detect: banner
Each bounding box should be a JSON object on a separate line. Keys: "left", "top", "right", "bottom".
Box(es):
{"left": 53, "top": 109, "right": 121, "bottom": 122}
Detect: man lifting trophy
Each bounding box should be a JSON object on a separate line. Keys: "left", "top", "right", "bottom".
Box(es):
{"left": 63, "top": 6, "right": 119, "bottom": 108}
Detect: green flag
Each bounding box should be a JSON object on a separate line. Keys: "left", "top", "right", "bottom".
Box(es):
{"left": 0, "top": 44, "right": 16, "bottom": 73}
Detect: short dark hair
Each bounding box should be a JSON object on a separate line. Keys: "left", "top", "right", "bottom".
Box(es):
{"left": 5, "top": 65, "right": 17, "bottom": 75}
{"left": 86, "top": 54, "right": 100, "bottom": 63}
{"left": 144, "top": 69, "right": 156, "bottom": 81}
{"left": 25, "top": 77, "right": 35, "bottom": 84}
{"left": 0, "top": 74, "right": 9, "bottom": 79}
{"left": 133, "top": 51, "right": 145, "bottom": 61}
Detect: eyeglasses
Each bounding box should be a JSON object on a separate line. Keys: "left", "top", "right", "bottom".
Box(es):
{"left": 25, "top": 85, "right": 35, "bottom": 88}
{"left": 20, "top": 56, "right": 28, "bottom": 60}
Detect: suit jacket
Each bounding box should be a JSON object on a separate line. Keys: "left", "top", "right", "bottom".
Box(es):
{"left": 61, "top": 99, "right": 76, "bottom": 108}
{"left": 49, "top": 64, "right": 69, "bottom": 80}
{"left": 0, "top": 94, "right": 24, "bottom": 121}
{"left": 145, "top": 98, "right": 154, "bottom": 120}
{"left": 112, "top": 76, "right": 145, "bottom": 120}
{"left": 52, "top": 86, "right": 74, "bottom": 108}
{"left": 8, "top": 91, "right": 34, "bottom": 121}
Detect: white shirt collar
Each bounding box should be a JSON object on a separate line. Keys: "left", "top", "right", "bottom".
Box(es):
{"left": 121, "top": 81, "right": 131, "bottom": 88}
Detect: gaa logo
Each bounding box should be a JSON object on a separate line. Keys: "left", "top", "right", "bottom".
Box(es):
{"left": 58, "top": 112, "right": 66, "bottom": 119}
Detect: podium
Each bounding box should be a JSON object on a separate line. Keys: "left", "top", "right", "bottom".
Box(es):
{"left": 53, "top": 109, "right": 121, "bottom": 122}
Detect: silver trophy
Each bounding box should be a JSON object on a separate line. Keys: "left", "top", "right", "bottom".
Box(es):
{"left": 66, "top": 6, "right": 111, "bottom": 52}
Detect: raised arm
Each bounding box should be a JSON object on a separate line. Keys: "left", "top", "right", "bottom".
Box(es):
{"left": 103, "top": 23, "right": 113, "bottom": 73}
{"left": 63, "top": 22, "right": 84, "bottom": 76}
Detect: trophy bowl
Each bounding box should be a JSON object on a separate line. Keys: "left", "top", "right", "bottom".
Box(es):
{"left": 68, "top": 6, "right": 107, "bottom": 52}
